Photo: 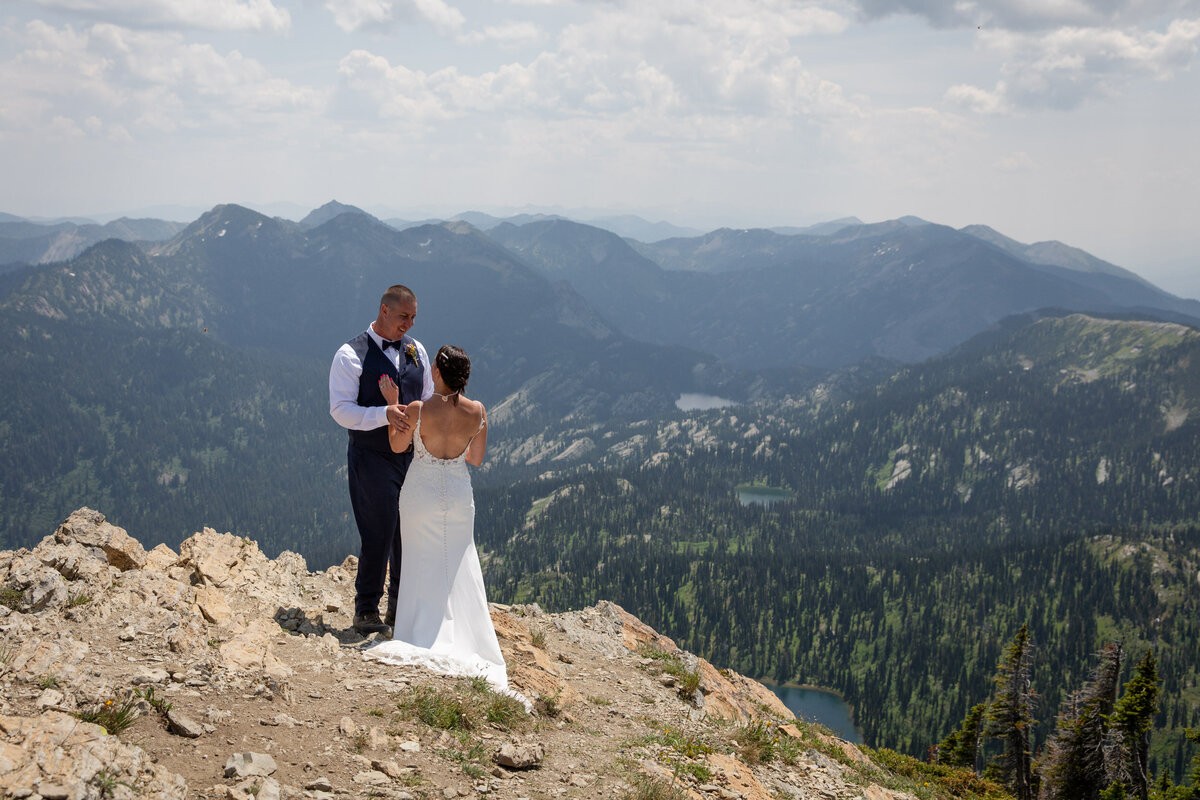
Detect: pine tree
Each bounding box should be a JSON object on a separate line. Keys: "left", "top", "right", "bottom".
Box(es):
{"left": 938, "top": 702, "right": 987, "bottom": 771}
{"left": 986, "top": 623, "right": 1036, "bottom": 800}
{"left": 1111, "top": 649, "right": 1160, "bottom": 800}
{"left": 1040, "top": 642, "right": 1125, "bottom": 800}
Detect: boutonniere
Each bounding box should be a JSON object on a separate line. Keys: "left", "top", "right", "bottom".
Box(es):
{"left": 404, "top": 343, "right": 420, "bottom": 368}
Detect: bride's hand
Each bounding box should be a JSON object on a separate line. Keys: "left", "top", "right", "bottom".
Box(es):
{"left": 378, "top": 374, "right": 399, "bottom": 405}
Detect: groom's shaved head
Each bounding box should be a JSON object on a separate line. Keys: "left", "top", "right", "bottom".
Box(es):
{"left": 381, "top": 285, "right": 416, "bottom": 308}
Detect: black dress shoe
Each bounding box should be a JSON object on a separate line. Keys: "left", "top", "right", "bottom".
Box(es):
{"left": 384, "top": 608, "right": 396, "bottom": 628}
{"left": 353, "top": 612, "right": 390, "bottom": 635}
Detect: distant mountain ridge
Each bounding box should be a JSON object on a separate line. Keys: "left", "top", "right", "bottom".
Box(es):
{"left": 0, "top": 216, "right": 186, "bottom": 271}
{"left": 519, "top": 217, "right": 1200, "bottom": 368}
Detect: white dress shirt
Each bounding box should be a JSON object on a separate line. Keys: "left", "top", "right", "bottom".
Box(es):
{"left": 329, "top": 322, "right": 434, "bottom": 431}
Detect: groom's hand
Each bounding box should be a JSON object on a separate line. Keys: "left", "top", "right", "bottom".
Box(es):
{"left": 386, "top": 403, "right": 410, "bottom": 432}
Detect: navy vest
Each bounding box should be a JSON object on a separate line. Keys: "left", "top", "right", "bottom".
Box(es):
{"left": 347, "top": 332, "right": 425, "bottom": 452}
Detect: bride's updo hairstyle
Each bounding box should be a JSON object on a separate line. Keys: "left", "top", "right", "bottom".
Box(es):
{"left": 435, "top": 345, "right": 470, "bottom": 405}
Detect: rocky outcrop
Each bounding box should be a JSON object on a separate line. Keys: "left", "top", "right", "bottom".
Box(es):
{"left": 1, "top": 508, "right": 916, "bottom": 800}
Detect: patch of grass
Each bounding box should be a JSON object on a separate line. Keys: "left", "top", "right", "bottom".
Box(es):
{"left": 398, "top": 679, "right": 529, "bottom": 733}
{"left": 401, "top": 685, "right": 476, "bottom": 730}
{"left": 134, "top": 686, "right": 173, "bottom": 715}
{"left": 485, "top": 691, "right": 528, "bottom": 730}
{"left": 535, "top": 688, "right": 563, "bottom": 718}
{"left": 530, "top": 629, "right": 546, "bottom": 648}
{"left": 0, "top": 586, "right": 22, "bottom": 610}
{"left": 669, "top": 757, "right": 712, "bottom": 784}
{"left": 868, "top": 747, "right": 1010, "bottom": 800}
{"left": 658, "top": 727, "right": 714, "bottom": 759}
{"left": 90, "top": 768, "right": 132, "bottom": 798}
{"left": 621, "top": 774, "right": 689, "bottom": 800}
{"left": 588, "top": 695, "right": 612, "bottom": 706}
{"left": 352, "top": 732, "right": 368, "bottom": 753}
{"left": 37, "top": 674, "right": 60, "bottom": 689}
{"left": 367, "top": 708, "right": 385, "bottom": 717}
{"left": 637, "top": 645, "right": 701, "bottom": 700}
{"left": 76, "top": 693, "right": 141, "bottom": 735}
{"left": 735, "top": 720, "right": 777, "bottom": 765}
{"left": 67, "top": 592, "right": 92, "bottom": 607}
{"left": 776, "top": 733, "right": 805, "bottom": 765}
{"left": 434, "top": 732, "right": 490, "bottom": 780}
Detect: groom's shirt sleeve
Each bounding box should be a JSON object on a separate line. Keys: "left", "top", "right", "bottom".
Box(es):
{"left": 417, "top": 341, "right": 434, "bottom": 401}
{"left": 329, "top": 343, "right": 389, "bottom": 431}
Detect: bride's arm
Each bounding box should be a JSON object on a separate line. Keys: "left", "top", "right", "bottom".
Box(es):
{"left": 465, "top": 404, "right": 487, "bottom": 466}
{"left": 389, "top": 400, "right": 420, "bottom": 453}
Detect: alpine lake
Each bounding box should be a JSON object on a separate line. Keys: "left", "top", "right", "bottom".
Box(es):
{"left": 765, "top": 683, "right": 863, "bottom": 744}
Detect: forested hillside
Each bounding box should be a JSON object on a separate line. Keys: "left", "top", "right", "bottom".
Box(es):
{"left": 474, "top": 313, "right": 1200, "bottom": 775}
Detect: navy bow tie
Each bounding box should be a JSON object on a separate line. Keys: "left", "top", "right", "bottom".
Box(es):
{"left": 382, "top": 339, "right": 403, "bottom": 351}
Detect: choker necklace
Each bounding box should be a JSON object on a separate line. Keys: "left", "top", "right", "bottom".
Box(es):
{"left": 432, "top": 391, "right": 458, "bottom": 402}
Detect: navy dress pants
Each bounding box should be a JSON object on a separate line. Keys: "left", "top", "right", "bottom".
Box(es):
{"left": 347, "top": 443, "right": 412, "bottom": 617}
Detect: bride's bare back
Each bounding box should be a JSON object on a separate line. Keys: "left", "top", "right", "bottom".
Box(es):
{"left": 412, "top": 396, "right": 486, "bottom": 463}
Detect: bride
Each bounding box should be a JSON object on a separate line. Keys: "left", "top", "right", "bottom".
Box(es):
{"left": 365, "top": 345, "right": 514, "bottom": 696}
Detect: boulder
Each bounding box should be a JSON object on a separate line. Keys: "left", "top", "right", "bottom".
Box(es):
{"left": 219, "top": 619, "right": 291, "bottom": 679}
{"left": 53, "top": 508, "right": 146, "bottom": 571}
{"left": 166, "top": 710, "right": 206, "bottom": 738}
{"left": 493, "top": 742, "right": 544, "bottom": 769}
{"left": 223, "top": 752, "right": 277, "bottom": 778}
{"left": 0, "top": 711, "right": 186, "bottom": 799}
{"left": 179, "top": 528, "right": 251, "bottom": 588}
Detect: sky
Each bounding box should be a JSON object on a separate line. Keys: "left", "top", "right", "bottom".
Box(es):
{"left": 1, "top": 0, "right": 1198, "bottom": 298}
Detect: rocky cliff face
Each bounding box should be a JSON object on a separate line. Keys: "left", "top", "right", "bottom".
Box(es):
{"left": 0, "top": 509, "right": 918, "bottom": 800}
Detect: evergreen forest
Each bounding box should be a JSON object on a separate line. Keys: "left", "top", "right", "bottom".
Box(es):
{"left": 473, "top": 314, "right": 1200, "bottom": 778}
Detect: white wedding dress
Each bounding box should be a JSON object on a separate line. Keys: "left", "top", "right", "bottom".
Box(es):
{"left": 365, "top": 410, "right": 518, "bottom": 700}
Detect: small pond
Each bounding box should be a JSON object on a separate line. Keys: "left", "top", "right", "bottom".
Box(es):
{"left": 767, "top": 684, "right": 863, "bottom": 744}
{"left": 676, "top": 393, "right": 738, "bottom": 411}
{"left": 736, "top": 485, "right": 794, "bottom": 507}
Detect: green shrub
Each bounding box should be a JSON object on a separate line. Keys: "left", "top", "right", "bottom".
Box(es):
{"left": 736, "top": 720, "right": 777, "bottom": 765}
{"left": 76, "top": 694, "right": 141, "bottom": 735}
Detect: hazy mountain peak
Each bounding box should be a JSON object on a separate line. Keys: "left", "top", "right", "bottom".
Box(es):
{"left": 441, "top": 219, "right": 478, "bottom": 235}
{"left": 300, "top": 200, "right": 372, "bottom": 230}
{"left": 960, "top": 223, "right": 1156, "bottom": 289}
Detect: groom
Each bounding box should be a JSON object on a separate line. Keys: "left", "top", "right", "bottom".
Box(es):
{"left": 330, "top": 285, "right": 433, "bottom": 635}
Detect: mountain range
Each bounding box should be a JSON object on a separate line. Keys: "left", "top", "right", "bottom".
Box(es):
{"left": 2, "top": 200, "right": 1199, "bottom": 766}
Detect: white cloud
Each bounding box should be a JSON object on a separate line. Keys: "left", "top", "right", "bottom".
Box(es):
{"left": 851, "top": 0, "right": 1200, "bottom": 31}
{"left": 456, "top": 21, "right": 544, "bottom": 47}
{"left": 22, "top": 0, "right": 291, "bottom": 33}
{"left": 944, "top": 82, "right": 1011, "bottom": 113}
{"left": 323, "top": 0, "right": 465, "bottom": 34}
{"left": 0, "top": 20, "right": 321, "bottom": 138}
{"left": 330, "top": 0, "right": 861, "bottom": 128}
{"left": 952, "top": 18, "right": 1200, "bottom": 110}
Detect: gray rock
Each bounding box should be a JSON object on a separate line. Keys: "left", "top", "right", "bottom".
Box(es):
{"left": 132, "top": 667, "right": 171, "bottom": 685}
{"left": 305, "top": 778, "right": 334, "bottom": 792}
{"left": 35, "top": 688, "right": 64, "bottom": 709}
{"left": 493, "top": 742, "right": 544, "bottom": 769}
{"left": 224, "top": 752, "right": 278, "bottom": 778}
{"left": 351, "top": 771, "right": 389, "bottom": 786}
{"left": 25, "top": 568, "right": 70, "bottom": 612}
{"left": 166, "top": 710, "right": 205, "bottom": 738}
